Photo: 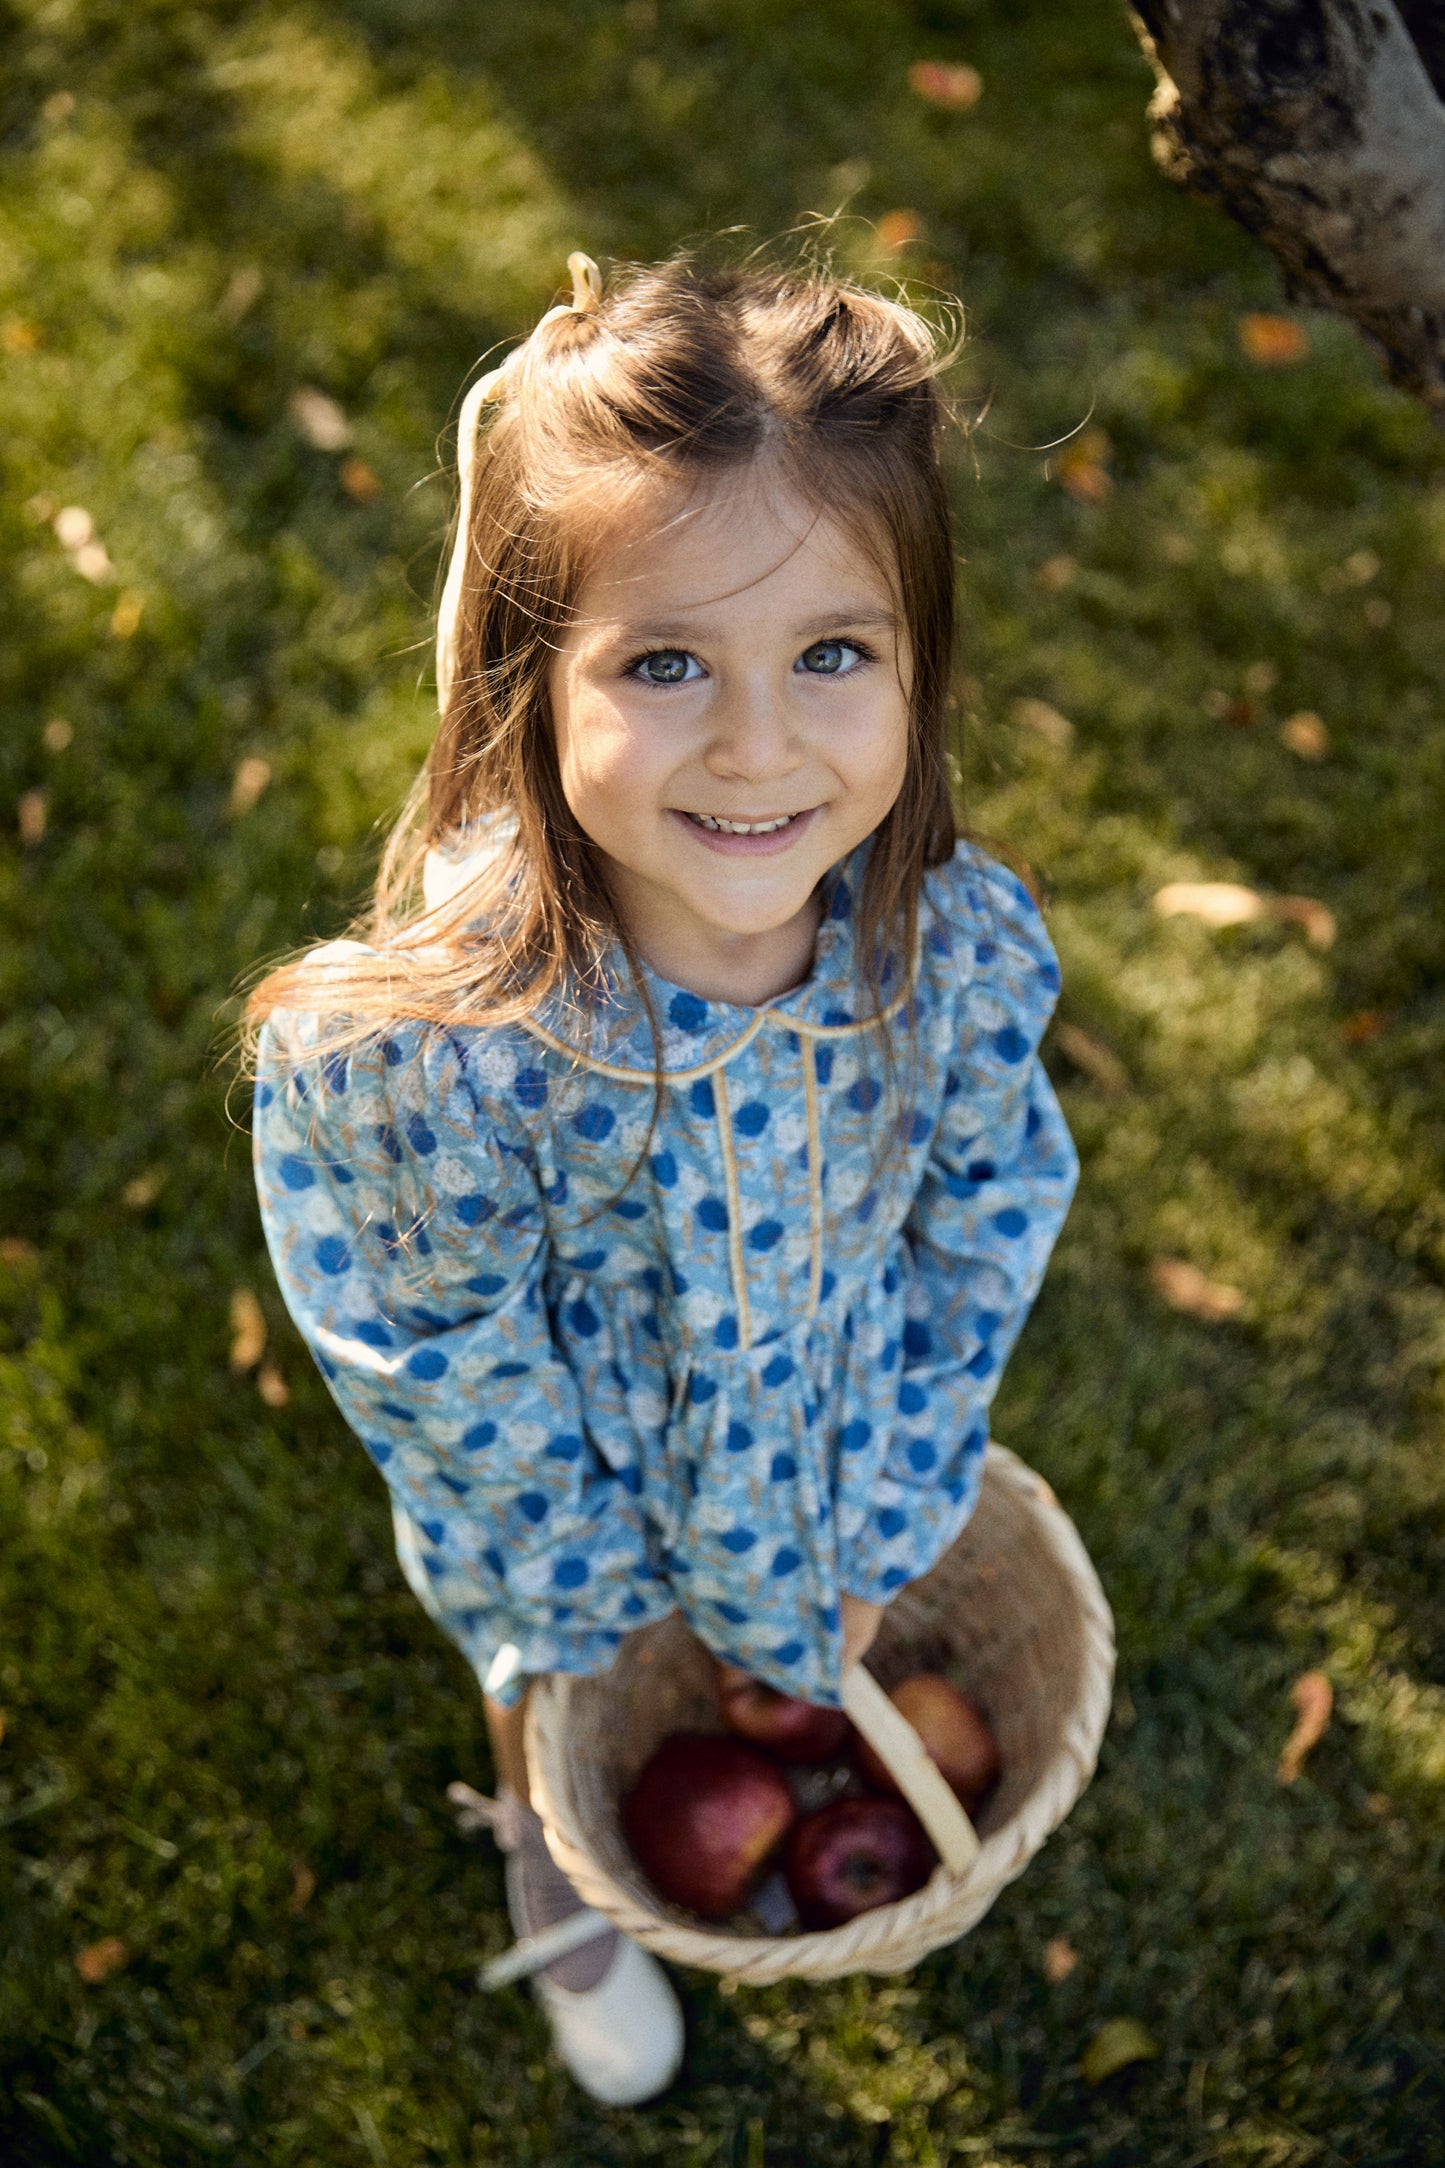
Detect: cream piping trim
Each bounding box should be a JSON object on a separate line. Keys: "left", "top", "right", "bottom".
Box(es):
{"left": 711, "top": 1068, "right": 753, "bottom": 1354}
{"left": 801, "top": 1036, "right": 824, "bottom": 1322}
{"left": 516, "top": 980, "right": 913, "bottom": 1086}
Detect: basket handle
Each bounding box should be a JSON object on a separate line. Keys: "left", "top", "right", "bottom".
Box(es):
{"left": 842, "top": 1665, "right": 981, "bottom": 1875}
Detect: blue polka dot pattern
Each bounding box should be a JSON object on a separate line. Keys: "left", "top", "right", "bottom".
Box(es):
{"left": 670, "top": 990, "right": 709, "bottom": 1032}
{"left": 254, "top": 837, "right": 1077, "bottom": 1707}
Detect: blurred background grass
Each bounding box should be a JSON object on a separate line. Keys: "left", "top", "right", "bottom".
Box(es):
{"left": 2, "top": 0, "right": 1444, "bottom": 2161}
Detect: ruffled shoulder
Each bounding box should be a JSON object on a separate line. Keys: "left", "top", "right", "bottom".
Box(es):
{"left": 255, "top": 948, "right": 531, "bottom": 1152}
{"left": 921, "top": 841, "right": 1063, "bottom": 1057}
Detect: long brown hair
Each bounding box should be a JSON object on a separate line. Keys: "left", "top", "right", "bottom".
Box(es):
{"left": 248, "top": 249, "right": 962, "bottom": 1047}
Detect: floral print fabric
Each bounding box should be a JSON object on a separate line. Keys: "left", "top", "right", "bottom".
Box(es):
{"left": 253, "top": 842, "right": 1078, "bottom": 1707}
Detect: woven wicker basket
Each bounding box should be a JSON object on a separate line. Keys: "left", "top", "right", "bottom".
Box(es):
{"left": 526, "top": 1444, "right": 1114, "bottom": 1983}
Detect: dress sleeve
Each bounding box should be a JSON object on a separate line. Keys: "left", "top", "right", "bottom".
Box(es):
{"left": 252, "top": 987, "right": 673, "bottom": 1700}
{"left": 837, "top": 857, "right": 1079, "bottom": 1606}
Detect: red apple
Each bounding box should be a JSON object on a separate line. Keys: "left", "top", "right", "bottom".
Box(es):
{"left": 715, "top": 1662, "right": 853, "bottom": 1764}
{"left": 855, "top": 1673, "right": 1001, "bottom": 1806}
{"left": 784, "top": 1796, "right": 936, "bottom": 1928}
{"left": 621, "top": 1732, "right": 796, "bottom": 1921}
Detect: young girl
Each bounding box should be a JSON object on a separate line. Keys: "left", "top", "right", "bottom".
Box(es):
{"left": 250, "top": 251, "right": 1078, "bottom": 2105}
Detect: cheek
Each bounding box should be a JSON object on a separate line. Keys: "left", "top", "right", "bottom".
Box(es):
{"left": 842, "top": 693, "right": 911, "bottom": 805}
{"left": 553, "top": 690, "right": 656, "bottom": 819}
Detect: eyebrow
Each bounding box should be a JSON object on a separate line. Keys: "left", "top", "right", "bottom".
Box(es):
{"left": 594, "top": 603, "right": 901, "bottom": 646}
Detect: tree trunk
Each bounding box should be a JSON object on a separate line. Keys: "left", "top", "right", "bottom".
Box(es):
{"left": 1130, "top": 1, "right": 1445, "bottom": 408}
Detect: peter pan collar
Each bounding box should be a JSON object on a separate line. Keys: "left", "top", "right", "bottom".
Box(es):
{"left": 520, "top": 851, "right": 904, "bottom": 1082}
{"left": 422, "top": 830, "right": 958, "bottom": 1084}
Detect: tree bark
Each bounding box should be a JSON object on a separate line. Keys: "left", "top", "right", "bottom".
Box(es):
{"left": 1130, "top": 1, "right": 1445, "bottom": 408}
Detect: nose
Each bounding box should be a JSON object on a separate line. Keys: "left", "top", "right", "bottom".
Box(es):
{"left": 702, "top": 678, "right": 804, "bottom": 786}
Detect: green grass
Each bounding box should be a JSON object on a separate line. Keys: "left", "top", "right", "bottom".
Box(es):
{"left": 3, "top": 0, "right": 1444, "bottom": 2159}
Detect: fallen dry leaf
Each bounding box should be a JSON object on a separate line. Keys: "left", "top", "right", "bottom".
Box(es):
{"left": 1203, "top": 690, "right": 1257, "bottom": 728}
{"left": 1036, "top": 553, "right": 1076, "bottom": 592}
{"left": 1, "top": 1237, "right": 39, "bottom": 1265}
{"left": 1054, "top": 428, "right": 1112, "bottom": 505}
{"left": 1012, "top": 697, "right": 1074, "bottom": 750}
{"left": 1340, "top": 1009, "right": 1390, "bottom": 1046}
{"left": 1280, "top": 710, "right": 1329, "bottom": 760}
{"left": 230, "top": 756, "right": 272, "bottom": 816}
{"left": 75, "top": 1937, "right": 129, "bottom": 1985}
{"left": 219, "top": 265, "right": 264, "bottom": 323}
{"left": 1365, "top": 1792, "right": 1391, "bottom": 1816}
{"left": 288, "top": 385, "right": 351, "bottom": 452}
{"left": 43, "top": 717, "right": 73, "bottom": 753}
{"left": 110, "top": 590, "right": 144, "bottom": 639}
{"left": 1269, "top": 895, "right": 1336, "bottom": 950}
{"left": 1043, "top": 1935, "right": 1078, "bottom": 1983}
{"left": 339, "top": 456, "right": 380, "bottom": 503}
{"left": 875, "top": 208, "right": 925, "bottom": 254}
{"left": 105, "top": 590, "right": 142, "bottom": 639}
{"left": 1081, "top": 2017, "right": 1159, "bottom": 2084}
{"left": 288, "top": 1861, "right": 317, "bottom": 1914}
{"left": 229, "top": 1289, "right": 267, "bottom": 1373}
{"left": 75, "top": 541, "right": 113, "bottom": 584}
{"left": 1238, "top": 313, "right": 1309, "bottom": 366}
{"left": 1152, "top": 881, "right": 1334, "bottom": 948}
{"left": 907, "top": 59, "right": 983, "bottom": 109}
{"left": 1054, "top": 1022, "right": 1129, "bottom": 1097}
{"left": 256, "top": 1361, "right": 290, "bottom": 1409}
{"left": 18, "top": 789, "right": 47, "bottom": 845}
{"left": 2, "top": 316, "right": 40, "bottom": 353}
{"left": 1150, "top": 1257, "right": 1244, "bottom": 1322}
{"left": 1277, "top": 1670, "right": 1332, "bottom": 1785}
{"left": 1154, "top": 880, "right": 1264, "bottom": 930}
{"left": 53, "top": 505, "right": 94, "bottom": 551}
{"left": 122, "top": 1170, "right": 165, "bottom": 1210}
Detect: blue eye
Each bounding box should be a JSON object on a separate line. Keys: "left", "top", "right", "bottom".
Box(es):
{"left": 798, "top": 639, "right": 862, "bottom": 675}
{"left": 632, "top": 649, "right": 700, "bottom": 685}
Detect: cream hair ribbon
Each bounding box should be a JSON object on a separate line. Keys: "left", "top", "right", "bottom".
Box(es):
{"left": 434, "top": 253, "right": 602, "bottom": 714}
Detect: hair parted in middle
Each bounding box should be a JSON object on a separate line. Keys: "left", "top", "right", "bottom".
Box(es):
{"left": 248, "top": 246, "right": 965, "bottom": 1045}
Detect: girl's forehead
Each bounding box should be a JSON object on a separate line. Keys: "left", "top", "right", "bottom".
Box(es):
{"left": 572, "top": 466, "right": 899, "bottom": 630}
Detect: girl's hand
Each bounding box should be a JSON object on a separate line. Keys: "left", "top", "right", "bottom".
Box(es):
{"left": 840, "top": 1592, "right": 884, "bottom": 1671}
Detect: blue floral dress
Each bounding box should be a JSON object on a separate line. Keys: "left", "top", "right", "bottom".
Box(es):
{"left": 253, "top": 840, "right": 1078, "bottom": 1708}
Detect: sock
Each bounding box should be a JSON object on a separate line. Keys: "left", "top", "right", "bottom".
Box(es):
{"left": 503, "top": 1791, "right": 618, "bottom": 1994}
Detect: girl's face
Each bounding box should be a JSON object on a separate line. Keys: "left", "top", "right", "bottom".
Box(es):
{"left": 549, "top": 470, "right": 912, "bottom": 1005}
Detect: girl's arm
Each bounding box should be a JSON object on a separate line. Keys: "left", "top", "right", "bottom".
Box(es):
{"left": 840, "top": 1592, "right": 883, "bottom": 1669}
{"left": 837, "top": 858, "right": 1080, "bottom": 1609}
{"left": 252, "top": 994, "right": 674, "bottom": 1702}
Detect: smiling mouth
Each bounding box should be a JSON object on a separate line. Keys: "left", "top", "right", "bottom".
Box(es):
{"left": 681, "top": 811, "right": 808, "bottom": 834}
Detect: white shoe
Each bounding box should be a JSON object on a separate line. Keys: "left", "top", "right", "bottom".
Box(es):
{"left": 451, "top": 1783, "right": 684, "bottom": 2106}
{"left": 532, "top": 1930, "right": 685, "bottom": 2107}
